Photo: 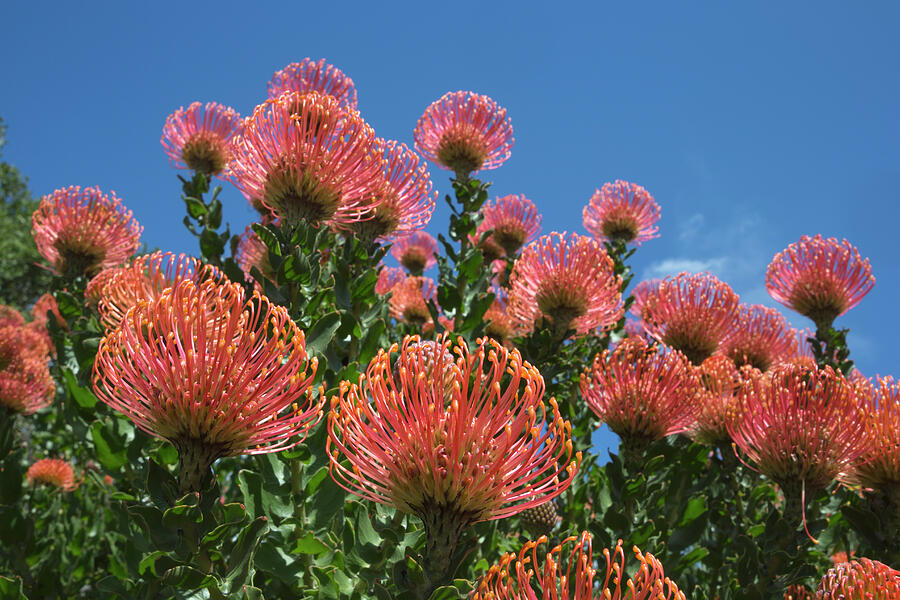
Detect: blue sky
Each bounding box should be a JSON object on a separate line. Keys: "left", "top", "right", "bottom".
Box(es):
{"left": 3, "top": 2, "right": 898, "bottom": 451}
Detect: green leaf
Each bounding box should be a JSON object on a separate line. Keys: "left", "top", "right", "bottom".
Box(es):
{"left": 293, "top": 532, "right": 330, "bottom": 555}
{"left": 0, "top": 576, "right": 27, "bottom": 600}
{"left": 184, "top": 196, "right": 207, "bottom": 219}
{"left": 200, "top": 228, "right": 225, "bottom": 260}
{"left": 306, "top": 312, "right": 342, "bottom": 357}
{"left": 162, "top": 565, "right": 217, "bottom": 589}
{"left": 224, "top": 517, "right": 269, "bottom": 588}
{"left": 237, "top": 470, "right": 293, "bottom": 521}
{"left": 207, "top": 198, "right": 223, "bottom": 229}
{"left": 90, "top": 419, "right": 129, "bottom": 471}
{"left": 63, "top": 368, "right": 98, "bottom": 408}
{"left": 138, "top": 550, "right": 178, "bottom": 577}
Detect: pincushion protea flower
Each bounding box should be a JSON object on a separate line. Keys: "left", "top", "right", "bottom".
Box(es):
{"left": 816, "top": 558, "right": 900, "bottom": 599}
{"left": 26, "top": 458, "right": 78, "bottom": 492}
{"left": 31, "top": 293, "right": 65, "bottom": 330}
{"left": 583, "top": 180, "right": 661, "bottom": 246}
{"left": 32, "top": 186, "right": 142, "bottom": 278}
{"left": 390, "top": 231, "right": 438, "bottom": 275}
{"left": 766, "top": 235, "right": 874, "bottom": 331}
{"left": 375, "top": 266, "right": 407, "bottom": 295}
{"left": 581, "top": 336, "right": 698, "bottom": 459}
{"left": 267, "top": 58, "right": 358, "bottom": 110}
{"left": 388, "top": 276, "right": 436, "bottom": 328}
{"left": 473, "top": 194, "right": 542, "bottom": 260}
{"left": 728, "top": 362, "right": 870, "bottom": 527}
{"left": 639, "top": 272, "right": 739, "bottom": 365}
{"left": 720, "top": 304, "right": 798, "bottom": 371}
{"left": 414, "top": 91, "right": 514, "bottom": 180}
{"left": 784, "top": 584, "right": 814, "bottom": 600}
{"left": 0, "top": 306, "right": 25, "bottom": 329}
{"left": 327, "top": 335, "right": 580, "bottom": 579}
{"left": 235, "top": 225, "right": 275, "bottom": 283}
{"left": 0, "top": 323, "right": 52, "bottom": 368}
{"left": 161, "top": 102, "right": 242, "bottom": 176}
{"left": 473, "top": 532, "right": 686, "bottom": 600}
{"left": 0, "top": 355, "right": 54, "bottom": 415}
{"left": 92, "top": 279, "right": 321, "bottom": 493}
{"left": 230, "top": 91, "right": 381, "bottom": 228}
{"left": 85, "top": 267, "right": 123, "bottom": 307}
{"left": 842, "top": 377, "right": 900, "bottom": 500}
{"left": 348, "top": 140, "right": 436, "bottom": 242}
{"left": 688, "top": 354, "right": 742, "bottom": 447}
{"left": 483, "top": 288, "right": 519, "bottom": 343}
{"left": 508, "top": 232, "right": 623, "bottom": 338}
{"left": 97, "top": 251, "right": 221, "bottom": 331}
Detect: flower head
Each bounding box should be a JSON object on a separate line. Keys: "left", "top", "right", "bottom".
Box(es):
{"left": 31, "top": 293, "right": 65, "bottom": 331}
{"left": 235, "top": 225, "right": 276, "bottom": 284}
{"left": 267, "top": 58, "right": 358, "bottom": 110}
{"left": 85, "top": 267, "right": 123, "bottom": 307}
{"left": 327, "top": 335, "right": 579, "bottom": 525}
{"left": 720, "top": 304, "right": 798, "bottom": 371}
{"left": 483, "top": 288, "right": 519, "bottom": 344}
{"left": 0, "top": 354, "right": 54, "bottom": 415}
{"left": 92, "top": 279, "right": 321, "bottom": 492}
{"left": 388, "top": 276, "right": 436, "bottom": 328}
{"left": 688, "top": 355, "right": 742, "bottom": 446}
{"left": 583, "top": 181, "right": 661, "bottom": 246}
{"left": 728, "top": 363, "right": 870, "bottom": 515}
{"left": 473, "top": 532, "right": 685, "bottom": 600}
{"left": 473, "top": 194, "right": 542, "bottom": 260}
{"left": 816, "top": 558, "right": 900, "bottom": 599}
{"left": 842, "top": 377, "right": 900, "bottom": 494}
{"left": 26, "top": 458, "right": 77, "bottom": 492}
{"left": 98, "top": 251, "right": 221, "bottom": 331}
{"left": 375, "top": 266, "right": 407, "bottom": 295}
{"left": 161, "top": 102, "right": 242, "bottom": 176}
{"left": 639, "top": 272, "right": 739, "bottom": 365}
{"left": 766, "top": 235, "right": 874, "bottom": 330}
{"left": 0, "top": 306, "right": 25, "bottom": 329}
{"left": 390, "top": 231, "right": 438, "bottom": 275}
{"left": 348, "top": 140, "right": 436, "bottom": 242}
{"left": 31, "top": 186, "right": 142, "bottom": 278}
{"left": 0, "top": 323, "right": 52, "bottom": 369}
{"left": 581, "top": 337, "right": 698, "bottom": 451}
{"left": 414, "top": 91, "right": 514, "bottom": 179}
{"left": 229, "top": 91, "right": 381, "bottom": 228}
{"left": 508, "top": 232, "right": 623, "bottom": 338}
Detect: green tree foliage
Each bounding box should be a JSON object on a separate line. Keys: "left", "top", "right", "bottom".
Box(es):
{"left": 0, "top": 118, "right": 54, "bottom": 310}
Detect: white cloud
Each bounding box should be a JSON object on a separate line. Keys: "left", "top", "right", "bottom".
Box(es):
{"left": 643, "top": 257, "right": 728, "bottom": 280}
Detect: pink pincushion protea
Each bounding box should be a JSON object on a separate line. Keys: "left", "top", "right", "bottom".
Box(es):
{"left": 390, "top": 231, "right": 438, "bottom": 275}
{"left": 31, "top": 293, "right": 65, "bottom": 331}
{"left": 766, "top": 235, "right": 875, "bottom": 331}
{"left": 0, "top": 355, "right": 54, "bottom": 415}
{"left": 92, "top": 278, "right": 321, "bottom": 492}
{"left": 0, "top": 306, "right": 25, "bottom": 329}
{"left": 26, "top": 458, "right": 78, "bottom": 492}
{"left": 388, "top": 276, "right": 436, "bottom": 329}
{"left": 816, "top": 558, "right": 900, "bottom": 599}
{"left": 728, "top": 362, "right": 870, "bottom": 524}
{"left": 0, "top": 324, "right": 52, "bottom": 368}
{"left": 473, "top": 194, "right": 542, "bottom": 260}
{"left": 375, "top": 266, "right": 407, "bottom": 295}
{"left": 348, "top": 140, "right": 436, "bottom": 242}
{"left": 842, "top": 377, "right": 900, "bottom": 497}
{"left": 161, "top": 102, "right": 242, "bottom": 176}
{"left": 230, "top": 91, "right": 381, "bottom": 228}
{"left": 508, "top": 232, "right": 623, "bottom": 338}
{"left": 640, "top": 272, "right": 739, "bottom": 365}
{"left": 98, "top": 251, "right": 222, "bottom": 332}
{"left": 483, "top": 288, "right": 519, "bottom": 343}
{"left": 720, "top": 304, "right": 798, "bottom": 371}
{"left": 85, "top": 267, "right": 123, "bottom": 307}
{"left": 688, "top": 355, "right": 742, "bottom": 446}
{"left": 583, "top": 180, "right": 661, "bottom": 246}
{"left": 581, "top": 337, "right": 698, "bottom": 456}
{"left": 235, "top": 225, "right": 276, "bottom": 283}
{"left": 473, "top": 532, "right": 685, "bottom": 600}
{"left": 414, "top": 91, "right": 514, "bottom": 179}
{"left": 32, "top": 186, "right": 142, "bottom": 278}
{"left": 267, "top": 58, "right": 358, "bottom": 110}
{"left": 327, "top": 335, "right": 580, "bottom": 571}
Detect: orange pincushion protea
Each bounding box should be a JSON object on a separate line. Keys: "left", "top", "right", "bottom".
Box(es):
{"left": 390, "top": 231, "right": 439, "bottom": 275}
{"left": 26, "top": 458, "right": 78, "bottom": 492}
{"left": 327, "top": 336, "right": 580, "bottom": 568}
{"left": 388, "top": 276, "right": 436, "bottom": 329}
{"left": 688, "top": 354, "right": 742, "bottom": 446}
{"left": 483, "top": 288, "right": 519, "bottom": 344}
{"left": 31, "top": 186, "right": 142, "bottom": 278}
{"left": 0, "top": 355, "right": 54, "bottom": 415}
{"left": 161, "top": 102, "right": 242, "bottom": 176}
{"left": 0, "top": 306, "right": 25, "bottom": 329}
{"left": 348, "top": 139, "right": 436, "bottom": 242}
{"left": 583, "top": 180, "right": 661, "bottom": 246}
{"left": 85, "top": 267, "right": 123, "bottom": 307}
{"left": 230, "top": 91, "right": 381, "bottom": 228}
{"left": 816, "top": 558, "right": 900, "bottom": 599}
{"left": 92, "top": 279, "right": 321, "bottom": 492}
{"left": 235, "top": 225, "right": 276, "bottom": 283}
{"left": 581, "top": 337, "right": 698, "bottom": 454}
{"left": 766, "top": 235, "right": 874, "bottom": 331}
{"left": 414, "top": 91, "right": 514, "bottom": 179}
{"left": 508, "top": 232, "right": 622, "bottom": 338}
{"left": 473, "top": 532, "right": 685, "bottom": 600}
{"left": 728, "top": 363, "right": 869, "bottom": 524}
{"left": 473, "top": 194, "right": 542, "bottom": 260}
{"left": 375, "top": 266, "right": 407, "bottom": 295}
{"left": 721, "top": 304, "right": 798, "bottom": 372}
{"left": 639, "top": 272, "right": 739, "bottom": 365}
{"left": 842, "top": 376, "right": 900, "bottom": 497}
{"left": 267, "top": 58, "right": 358, "bottom": 110}
{"left": 97, "top": 251, "right": 221, "bottom": 331}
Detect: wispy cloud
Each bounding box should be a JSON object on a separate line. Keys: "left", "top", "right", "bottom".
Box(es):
{"left": 643, "top": 257, "right": 728, "bottom": 279}
{"left": 678, "top": 213, "right": 705, "bottom": 242}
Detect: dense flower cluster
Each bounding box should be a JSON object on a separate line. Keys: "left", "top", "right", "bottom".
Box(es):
{"left": 721, "top": 303, "right": 798, "bottom": 371}
{"left": 473, "top": 194, "right": 541, "bottom": 260}
{"left": 267, "top": 58, "right": 358, "bottom": 110}
{"left": 25, "top": 458, "right": 78, "bottom": 492}
{"left": 816, "top": 558, "right": 900, "bottom": 599}
{"left": 161, "top": 102, "right": 242, "bottom": 176}
{"left": 583, "top": 180, "right": 661, "bottom": 246}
